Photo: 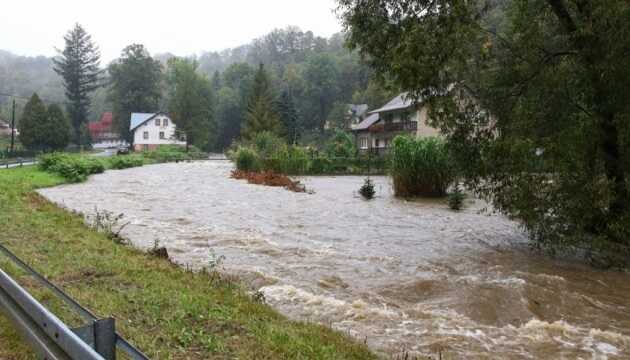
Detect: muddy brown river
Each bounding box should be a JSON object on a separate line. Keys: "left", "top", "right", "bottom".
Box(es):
{"left": 39, "top": 161, "right": 630, "bottom": 359}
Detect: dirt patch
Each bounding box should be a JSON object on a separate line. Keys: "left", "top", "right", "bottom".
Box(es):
{"left": 231, "top": 170, "right": 309, "bottom": 193}
{"left": 25, "top": 193, "right": 48, "bottom": 210}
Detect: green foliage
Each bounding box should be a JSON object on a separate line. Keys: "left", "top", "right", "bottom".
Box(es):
{"left": 18, "top": 93, "right": 48, "bottom": 150}
{"left": 53, "top": 23, "right": 104, "bottom": 144}
{"left": 234, "top": 147, "right": 261, "bottom": 172}
{"left": 339, "top": 0, "right": 630, "bottom": 259}
{"left": 325, "top": 130, "right": 356, "bottom": 158}
{"left": 44, "top": 104, "right": 72, "bottom": 150}
{"left": 390, "top": 136, "right": 455, "bottom": 197}
{"left": 303, "top": 53, "right": 339, "bottom": 130}
{"left": 448, "top": 185, "right": 466, "bottom": 211}
{"left": 17, "top": 95, "right": 70, "bottom": 152}
{"left": 108, "top": 44, "right": 163, "bottom": 142}
{"left": 359, "top": 178, "right": 376, "bottom": 200}
{"left": 143, "top": 145, "right": 206, "bottom": 163}
{"left": 241, "top": 64, "right": 283, "bottom": 140}
{"left": 109, "top": 155, "right": 145, "bottom": 169}
{"left": 38, "top": 153, "right": 105, "bottom": 182}
{"left": 167, "top": 58, "right": 215, "bottom": 151}
{"left": 277, "top": 89, "right": 300, "bottom": 144}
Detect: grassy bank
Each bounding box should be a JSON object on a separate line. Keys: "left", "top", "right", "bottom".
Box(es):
{"left": 0, "top": 166, "right": 375, "bottom": 359}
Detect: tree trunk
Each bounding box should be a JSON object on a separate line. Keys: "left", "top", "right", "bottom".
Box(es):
{"left": 600, "top": 113, "right": 627, "bottom": 219}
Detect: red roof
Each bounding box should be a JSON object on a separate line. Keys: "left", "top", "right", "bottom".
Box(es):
{"left": 89, "top": 112, "right": 116, "bottom": 139}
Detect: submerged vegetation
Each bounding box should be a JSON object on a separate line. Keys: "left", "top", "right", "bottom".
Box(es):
{"left": 390, "top": 136, "right": 455, "bottom": 198}
{"left": 233, "top": 131, "right": 387, "bottom": 176}
{"left": 0, "top": 166, "right": 375, "bottom": 359}
{"left": 37, "top": 145, "right": 207, "bottom": 182}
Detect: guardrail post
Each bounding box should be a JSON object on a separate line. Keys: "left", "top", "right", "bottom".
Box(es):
{"left": 72, "top": 318, "right": 116, "bottom": 360}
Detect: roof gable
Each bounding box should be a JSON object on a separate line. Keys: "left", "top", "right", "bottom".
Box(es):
{"left": 130, "top": 112, "right": 168, "bottom": 131}
{"left": 369, "top": 92, "right": 421, "bottom": 114}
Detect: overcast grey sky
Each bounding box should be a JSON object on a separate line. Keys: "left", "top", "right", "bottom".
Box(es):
{"left": 1, "top": 0, "right": 341, "bottom": 63}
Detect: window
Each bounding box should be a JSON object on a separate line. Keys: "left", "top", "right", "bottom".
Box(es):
{"left": 359, "top": 137, "right": 368, "bottom": 149}
{"left": 163, "top": 119, "right": 169, "bottom": 127}
{"left": 374, "top": 138, "right": 380, "bottom": 148}
{"left": 143, "top": 131, "right": 149, "bottom": 140}
{"left": 159, "top": 132, "right": 165, "bottom": 139}
{"left": 401, "top": 111, "right": 410, "bottom": 122}
{"left": 155, "top": 118, "right": 161, "bottom": 126}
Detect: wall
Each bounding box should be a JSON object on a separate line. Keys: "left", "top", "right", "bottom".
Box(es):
{"left": 133, "top": 115, "right": 186, "bottom": 148}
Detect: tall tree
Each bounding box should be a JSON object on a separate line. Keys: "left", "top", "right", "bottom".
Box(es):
{"left": 167, "top": 58, "right": 215, "bottom": 151}
{"left": 53, "top": 23, "right": 104, "bottom": 145}
{"left": 214, "top": 87, "right": 242, "bottom": 150}
{"left": 43, "top": 104, "right": 72, "bottom": 150}
{"left": 108, "top": 44, "right": 163, "bottom": 143}
{"left": 303, "top": 53, "right": 339, "bottom": 130}
{"left": 339, "top": 0, "right": 630, "bottom": 263}
{"left": 241, "top": 64, "right": 283, "bottom": 140}
{"left": 18, "top": 94, "right": 71, "bottom": 151}
{"left": 18, "top": 94, "right": 47, "bottom": 150}
{"left": 277, "top": 88, "right": 300, "bottom": 143}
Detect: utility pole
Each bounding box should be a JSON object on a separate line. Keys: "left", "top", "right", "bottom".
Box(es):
{"left": 10, "top": 98, "right": 15, "bottom": 154}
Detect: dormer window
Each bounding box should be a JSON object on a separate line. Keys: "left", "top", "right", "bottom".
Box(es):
{"left": 155, "top": 118, "right": 161, "bottom": 126}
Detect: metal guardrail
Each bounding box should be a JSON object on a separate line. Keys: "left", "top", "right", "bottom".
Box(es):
{"left": 0, "top": 157, "right": 36, "bottom": 169}
{"left": 0, "top": 244, "right": 149, "bottom": 360}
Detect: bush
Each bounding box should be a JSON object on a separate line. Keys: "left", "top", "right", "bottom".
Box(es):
{"left": 390, "top": 136, "right": 455, "bottom": 197}
{"left": 252, "top": 131, "right": 286, "bottom": 158}
{"left": 309, "top": 156, "right": 334, "bottom": 174}
{"left": 325, "top": 130, "right": 356, "bottom": 159}
{"left": 448, "top": 185, "right": 466, "bottom": 210}
{"left": 109, "top": 155, "right": 145, "bottom": 169}
{"left": 39, "top": 153, "right": 105, "bottom": 183}
{"left": 359, "top": 178, "right": 376, "bottom": 199}
{"left": 235, "top": 147, "right": 261, "bottom": 172}
{"left": 143, "top": 145, "right": 207, "bottom": 163}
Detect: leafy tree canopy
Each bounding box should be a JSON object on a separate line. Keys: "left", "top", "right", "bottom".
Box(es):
{"left": 339, "top": 0, "right": 630, "bottom": 264}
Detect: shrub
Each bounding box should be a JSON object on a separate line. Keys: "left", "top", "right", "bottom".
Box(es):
{"left": 390, "top": 136, "right": 455, "bottom": 197}
{"left": 109, "top": 155, "right": 145, "bottom": 169}
{"left": 252, "top": 131, "right": 286, "bottom": 158}
{"left": 39, "top": 153, "right": 105, "bottom": 183}
{"left": 309, "top": 156, "right": 334, "bottom": 174}
{"left": 448, "top": 185, "right": 466, "bottom": 211}
{"left": 235, "top": 147, "right": 261, "bottom": 172}
{"left": 325, "top": 130, "right": 356, "bottom": 159}
{"left": 143, "top": 145, "right": 206, "bottom": 163}
{"left": 359, "top": 178, "right": 376, "bottom": 199}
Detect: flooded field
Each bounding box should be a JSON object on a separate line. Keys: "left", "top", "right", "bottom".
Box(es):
{"left": 39, "top": 161, "right": 630, "bottom": 359}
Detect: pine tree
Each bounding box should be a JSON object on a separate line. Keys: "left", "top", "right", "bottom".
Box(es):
{"left": 53, "top": 23, "right": 104, "bottom": 145}
{"left": 277, "top": 88, "right": 299, "bottom": 144}
{"left": 18, "top": 94, "right": 47, "bottom": 150}
{"left": 242, "top": 64, "right": 282, "bottom": 140}
{"left": 45, "top": 104, "right": 71, "bottom": 150}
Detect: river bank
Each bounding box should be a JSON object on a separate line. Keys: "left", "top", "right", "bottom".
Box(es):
{"left": 37, "top": 161, "right": 630, "bottom": 359}
{"left": 0, "top": 166, "right": 375, "bottom": 359}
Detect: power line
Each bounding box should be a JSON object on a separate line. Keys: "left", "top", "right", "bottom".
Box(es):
{"left": 0, "top": 92, "right": 70, "bottom": 106}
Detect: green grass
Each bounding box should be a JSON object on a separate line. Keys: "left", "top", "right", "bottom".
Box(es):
{"left": 0, "top": 166, "right": 376, "bottom": 359}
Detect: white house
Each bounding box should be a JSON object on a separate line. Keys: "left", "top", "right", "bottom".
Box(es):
{"left": 130, "top": 112, "right": 186, "bottom": 151}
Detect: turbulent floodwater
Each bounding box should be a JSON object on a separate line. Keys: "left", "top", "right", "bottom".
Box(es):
{"left": 39, "top": 162, "right": 630, "bottom": 359}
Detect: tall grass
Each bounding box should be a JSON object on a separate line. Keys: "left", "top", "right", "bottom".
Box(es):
{"left": 390, "top": 136, "right": 455, "bottom": 197}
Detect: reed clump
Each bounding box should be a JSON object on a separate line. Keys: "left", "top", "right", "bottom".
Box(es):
{"left": 390, "top": 136, "right": 455, "bottom": 197}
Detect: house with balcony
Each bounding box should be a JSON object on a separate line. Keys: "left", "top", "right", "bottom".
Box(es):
{"left": 352, "top": 93, "right": 440, "bottom": 155}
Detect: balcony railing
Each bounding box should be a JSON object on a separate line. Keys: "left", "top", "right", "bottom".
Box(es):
{"left": 384, "top": 121, "right": 417, "bottom": 132}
